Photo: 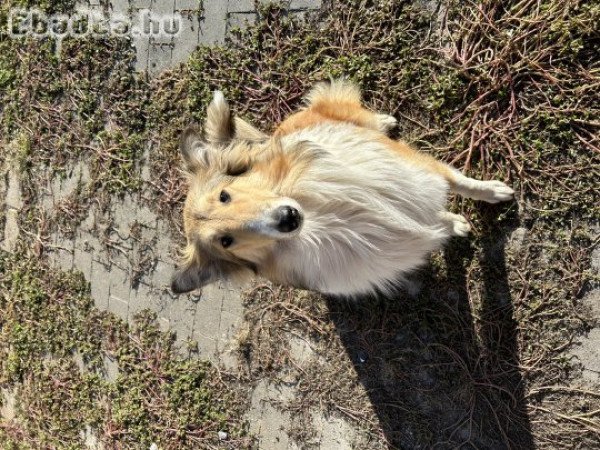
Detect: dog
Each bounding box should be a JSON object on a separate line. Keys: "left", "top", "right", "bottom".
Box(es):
{"left": 171, "top": 80, "right": 514, "bottom": 296}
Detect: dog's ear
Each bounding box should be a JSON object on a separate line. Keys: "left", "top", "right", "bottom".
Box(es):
{"left": 206, "top": 91, "right": 268, "bottom": 143}
{"left": 234, "top": 117, "right": 268, "bottom": 142}
{"left": 179, "top": 124, "right": 212, "bottom": 171}
{"left": 205, "top": 90, "right": 235, "bottom": 144}
{"left": 171, "top": 256, "right": 227, "bottom": 294}
{"left": 171, "top": 245, "right": 249, "bottom": 294}
{"left": 178, "top": 91, "right": 235, "bottom": 171}
{"left": 171, "top": 260, "right": 222, "bottom": 294}
{"left": 180, "top": 92, "right": 267, "bottom": 172}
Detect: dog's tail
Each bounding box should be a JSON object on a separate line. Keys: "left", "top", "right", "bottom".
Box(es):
{"left": 304, "top": 78, "right": 362, "bottom": 107}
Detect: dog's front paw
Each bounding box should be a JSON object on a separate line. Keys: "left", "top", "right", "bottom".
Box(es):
{"left": 451, "top": 214, "right": 472, "bottom": 236}
{"left": 478, "top": 180, "right": 515, "bottom": 203}
{"left": 375, "top": 114, "right": 398, "bottom": 133}
{"left": 439, "top": 212, "right": 471, "bottom": 237}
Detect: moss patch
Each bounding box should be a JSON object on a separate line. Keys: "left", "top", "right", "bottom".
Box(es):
{"left": 0, "top": 251, "right": 253, "bottom": 448}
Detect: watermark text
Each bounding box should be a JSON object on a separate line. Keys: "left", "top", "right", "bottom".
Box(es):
{"left": 7, "top": 8, "right": 183, "bottom": 56}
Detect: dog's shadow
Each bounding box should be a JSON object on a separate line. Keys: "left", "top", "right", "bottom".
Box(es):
{"left": 325, "top": 206, "right": 534, "bottom": 449}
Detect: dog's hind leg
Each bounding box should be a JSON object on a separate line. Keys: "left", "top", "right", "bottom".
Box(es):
{"left": 439, "top": 212, "right": 471, "bottom": 237}
{"left": 382, "top": 138, "right": 515, "bottom": 203}
{"left": 447, "top": 170, "right": 515, "bottom": 204}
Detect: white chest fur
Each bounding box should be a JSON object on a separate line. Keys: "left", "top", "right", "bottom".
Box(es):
{"left": 272, "top": 124, "right": 451, "bottom": 296}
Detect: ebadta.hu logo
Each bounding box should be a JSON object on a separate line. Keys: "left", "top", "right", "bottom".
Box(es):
{"left": 7, "top": 7, "right": 183, "bottom": 55}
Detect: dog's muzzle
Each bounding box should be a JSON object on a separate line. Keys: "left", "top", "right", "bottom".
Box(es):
{"left": 246, "top": 200, "right": 304, "bottom": 238}
{"left": 274, "top": 205, "right": 302, "bottom": 233}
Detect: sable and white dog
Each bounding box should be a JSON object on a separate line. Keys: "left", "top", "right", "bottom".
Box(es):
{"left": 171, "top": 80, "right": 514, "bottom": 296}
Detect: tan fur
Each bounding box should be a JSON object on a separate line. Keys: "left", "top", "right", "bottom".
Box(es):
{"left": 276, "top": 102, "right": 387, "bottom": 136}
{"left": 277, "top": 82, "right": 455, "bottom": 182}
{"left": 172, "top": 80, "right": 514, "bottom": 296}
{"left": 183, "top": 175, "right": 282, "bottom": 257}
{"left": 379, "top": 136, "right": 456, "bottom": 182}
{"left": 276, "top": 81, "right": 386, "bottom": 136}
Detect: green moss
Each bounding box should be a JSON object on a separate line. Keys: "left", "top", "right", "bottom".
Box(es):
{"left": 0, "top": 57, "right": 16, "bottom": 91}
{"left": 0, "top": 253, "right": 252, "bottom": 448}
{"left": 92, "top": 130, "right": 145, "bottom": 194}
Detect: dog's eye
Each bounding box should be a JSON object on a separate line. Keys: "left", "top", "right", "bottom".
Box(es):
{"left": 226, "top": 164, "right": 248, "bottom": 176}
{"left": 219, "top": 190, "right": 231, "bottom": 203}
{"left": 220, "top": 235, "right": 234, "bottom": 248}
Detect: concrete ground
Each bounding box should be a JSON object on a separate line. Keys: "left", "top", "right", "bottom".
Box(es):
{"left": 107, "top": 0, "right": 322, "bottom": 74}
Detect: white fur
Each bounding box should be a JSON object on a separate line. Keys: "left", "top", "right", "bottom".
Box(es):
{"left": 438, "top": 212, "right": 471, "bottom": 237}
{"left": 267, "top": 123, "right": 452, "bottom": 296}
{"left": 450, "top": 170, "right": 515, "bottom": 203}
{"left": 374, "top": 113, "right": 398, "bottom": 132}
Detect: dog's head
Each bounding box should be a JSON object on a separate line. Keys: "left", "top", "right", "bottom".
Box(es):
{"left": 171, "top": 92, "right": 305, "bottom": 294}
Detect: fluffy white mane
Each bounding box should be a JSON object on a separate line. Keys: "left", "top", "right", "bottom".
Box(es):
{"left": 272, "top": 123, "right": 451, "bottom": 296}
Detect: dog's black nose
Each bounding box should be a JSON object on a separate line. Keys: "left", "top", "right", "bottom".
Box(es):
{"left": 276, "top": 206, "right": 302, "bottom": 233}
